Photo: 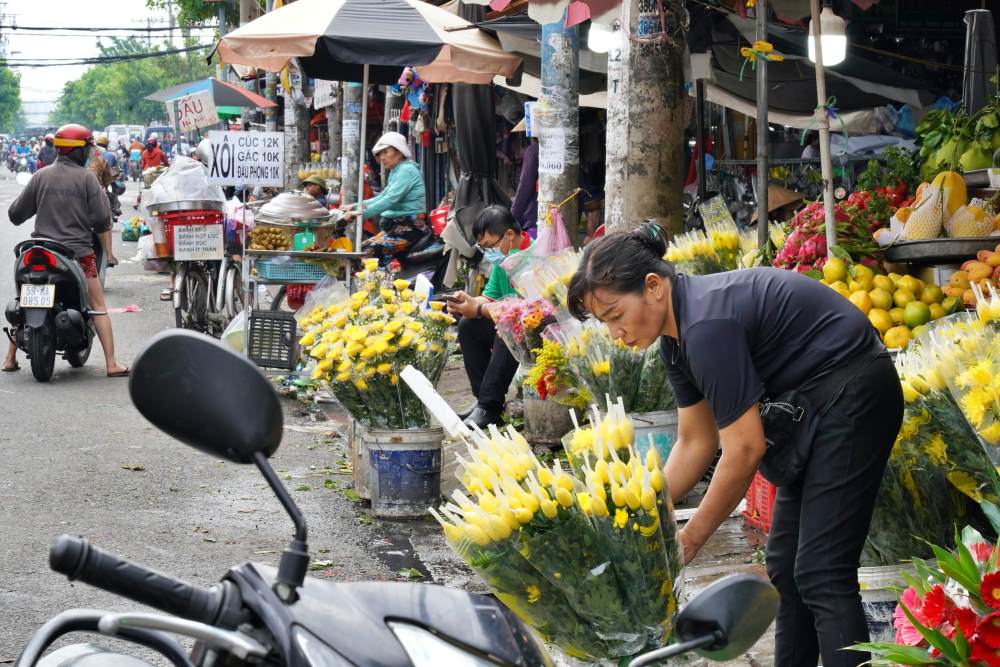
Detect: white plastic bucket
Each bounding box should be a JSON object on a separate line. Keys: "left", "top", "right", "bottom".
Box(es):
{"left": 630, "top": 410, "right": 679, "bottom": 463}
{"left": 858, "top": 565, "right": 911, "bottom": 644}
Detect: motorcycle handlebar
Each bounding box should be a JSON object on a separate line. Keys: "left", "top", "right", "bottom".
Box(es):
{"left": 49, "top": 534, "right": 236, "bottom": 628}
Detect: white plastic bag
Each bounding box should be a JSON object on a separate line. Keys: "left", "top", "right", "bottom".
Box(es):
{"left": 144, "top": 156, "right": 226, "bottom": 210}
{"left": 222, "top": 310, "right": 247, "bottom": 352}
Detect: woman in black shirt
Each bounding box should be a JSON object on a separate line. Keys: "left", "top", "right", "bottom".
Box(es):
{"left": 567, "top": 222, "right": 903, "bottom": 667}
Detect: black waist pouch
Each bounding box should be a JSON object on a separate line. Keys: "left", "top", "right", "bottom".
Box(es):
{"left": 758, "top": 346, "right": 885, "bottom": 487}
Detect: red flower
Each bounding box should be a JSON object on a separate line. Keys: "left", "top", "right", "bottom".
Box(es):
{"left": 981, "top": 612, "right": 1000, "bottom": 649}
{"left": 972, "top": 639, "right": 1000, "bottom": 667}
{"left": 921, "top": 585, "right": 954, "bottom": 626}
{"left": 974, "top": 543, "right": 995, "bottom": 562}
{"left": 895, "top": 587, "right": 929, "bottom": 646}
{"left": 982, "top": 572, "right": 1000, "bottom": 610}
{"left": 949, "top": 606, "right": 980, "bottom": 639}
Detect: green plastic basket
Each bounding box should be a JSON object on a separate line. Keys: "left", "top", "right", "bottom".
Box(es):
{"left": 256, "top": 259, "right": 328, "bottom": 283}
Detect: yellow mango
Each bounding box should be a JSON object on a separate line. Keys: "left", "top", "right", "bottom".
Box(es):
{"left": 931, "top": 171, "right": 967, "bottom": 222}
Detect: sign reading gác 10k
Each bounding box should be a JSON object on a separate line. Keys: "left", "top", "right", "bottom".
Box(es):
{"left": 206, "top": 130, "right": 284, "bottom": 187}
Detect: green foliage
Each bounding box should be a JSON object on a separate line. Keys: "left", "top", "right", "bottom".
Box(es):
{"left": 146, "top": 0, "right": 221, "bottom": 25}
{"left": 0, "top": 67, "right": 22, "bottom": 134}
{"left": 856, "top": 146, "right": 921, "bottom": 195}
{"left": 49, "top": 36, "right": 213, "bottom": 130}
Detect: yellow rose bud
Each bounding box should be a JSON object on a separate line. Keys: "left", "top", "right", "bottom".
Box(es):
{"left": 540, "top": 498, "right": 559, "bottom": 519}
{"left": 390, "top": 373, "right": 399, "bottom": 385}
{"left": 591, "top": 494, "right": 609, "bottom": 518}
{"left": 386, "top": 320, "right": 404, "bottom": 333}
{"left": 398, "top": 333, "right": 414, "bottom": 348}
{"left": 429, "top": 301, "right": 445, "bottom": 311}
{"left": 554, "top": 487, "right": 573, "bottom": 509}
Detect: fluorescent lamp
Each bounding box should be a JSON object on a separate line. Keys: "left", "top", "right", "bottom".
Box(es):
{"left": 807, "top": 6, "right": 847, "bottom": 66}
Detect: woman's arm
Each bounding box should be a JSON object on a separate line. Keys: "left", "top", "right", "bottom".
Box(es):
{"left": 664, "top": 399, "right": 720, "bottom": 502}
{"left": 678, "top": 405, "right": 766, "bottom": 563}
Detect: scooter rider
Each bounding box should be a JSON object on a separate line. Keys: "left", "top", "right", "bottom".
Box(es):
{"left": 4, "top": 124, "right": 129, "bottom": 377}
{"left": 36, "top": 134, "right": 57, "bottom": 169}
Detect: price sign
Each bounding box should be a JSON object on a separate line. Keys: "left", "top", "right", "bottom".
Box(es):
{"left": 173, "top": 224, "right": 225, "bottom": 261}
{"left": 171, "top": 90, "right": 219, "bottom": 132}
{"left": 207, "top": 130, "right": 284, "bottom": 187}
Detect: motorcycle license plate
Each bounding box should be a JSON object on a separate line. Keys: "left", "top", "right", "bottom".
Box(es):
{"left": 20, "top": 284, "right": 55, "bottom": 309}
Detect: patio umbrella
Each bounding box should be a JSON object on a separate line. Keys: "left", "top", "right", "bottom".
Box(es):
{"left": 213, "top": 0, "right": 522, "bottom": 250}
{"left": 146, "top": 77, "right": 277, "bottom": 108}
{"left": 213, "top": 0, "right": 521, "bottom": 85}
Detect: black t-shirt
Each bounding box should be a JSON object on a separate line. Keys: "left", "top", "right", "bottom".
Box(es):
{"left": 659, "top": 268, "right": 881, "bottom": 429}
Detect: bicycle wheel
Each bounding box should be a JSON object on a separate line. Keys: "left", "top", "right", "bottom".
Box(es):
{"left": 176, "top": 265, "right": 210, "bottom": 332}
{"left": 269, "top": 285, "right": 289, "bottom": 312}
{"left": 224, "top": 264, "right": 245, "bottom": 319}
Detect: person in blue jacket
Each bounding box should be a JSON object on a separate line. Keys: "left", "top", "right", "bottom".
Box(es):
{"left": 342, "top": 132, "right": 426, "bottom": 263}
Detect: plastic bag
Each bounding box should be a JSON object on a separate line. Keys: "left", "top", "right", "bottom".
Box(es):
{"left": 494, "top": 298, "right": 558, "bottom": 364}
{"left": 502, "top": 246, "right": 582, "bottom": 309}
{"left": 536, "top": 206, "right": 572, "bottom": 256}
{"left": 222, "top": 310, "right": 247, "bottom": 352}
{"left": 143, "top": 156, "right": 225, "bottom": 210}
{"left": 293, "top": 275, "right": 348, "bottom": 324}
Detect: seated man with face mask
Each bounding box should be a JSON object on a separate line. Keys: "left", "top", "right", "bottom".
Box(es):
{"left": 446, "top": 205, "right": 532, "bottom": 429}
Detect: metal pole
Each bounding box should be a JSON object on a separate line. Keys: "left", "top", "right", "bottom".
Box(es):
{"left": 264, "top": 0, "right": 277, "bottom": 132}
{"left": 355, "top": 64, "right": 369, "bottom": 252}
{"left": 241, "top": 188, "right": 249, "bottom": 358}
{"left": 694, "top": 79, "right": 707, "bottom": 200}
{"left": 809, "top": 0, "right": 837, "bottom": 256}
{"left": 755, "top": 0, "right": 770, "bottom": 248}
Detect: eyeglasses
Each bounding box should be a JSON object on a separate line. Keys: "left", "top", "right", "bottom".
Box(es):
{"left": 475, "top": 236, "right": 503, "bottom": 252}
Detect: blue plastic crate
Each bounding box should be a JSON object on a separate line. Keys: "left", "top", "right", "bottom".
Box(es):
{"left": 256, "top": 259, "right": 328, "bottom": 283}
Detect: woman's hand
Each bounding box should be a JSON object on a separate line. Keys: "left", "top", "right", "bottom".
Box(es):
{"left": 341, "top": 210, "right": 357, "bottom": 221}
{"left": 446, "top": 291, "right": 479, "bottom": 319}
{"left": 678, "top": 527, "right": 704, "bottom": 565}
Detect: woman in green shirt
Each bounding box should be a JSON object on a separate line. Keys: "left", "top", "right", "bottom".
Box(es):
{"left": 342, "top": 132, "right": 426, "bottom": 263}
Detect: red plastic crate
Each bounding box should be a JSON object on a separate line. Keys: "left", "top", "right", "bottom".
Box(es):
{"left": 743, "top": 472, "right": 777, "bottom": 533}
{"left": 160, "top": 209, "right": 224, "bottom": 255}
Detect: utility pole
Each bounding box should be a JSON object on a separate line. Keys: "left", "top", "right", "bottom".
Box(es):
{"left": 536, "top": 18, "right": 580, "bottom": 245}
{"left": 283, "top": 64, "right": 310, "bottom": 189}
{"left": 755, "top": 0, "right": 770, "bottom": 247}
{"left": 167, "top": 0, "right": 175, "bottom": 45}
{"left": 264, "top": 0, "right": 278, "bottom": 132}
{"left": 341, "top": 82, "right": 363, "bottom": 210}
{"left": 325, "top": 83, "right": 342, "bottom": 167}
{"left": 381, "top": 86, "right": 402, "bottom": 185}
{"left": 604, "top": 0, "right": 687, "bottom": 234}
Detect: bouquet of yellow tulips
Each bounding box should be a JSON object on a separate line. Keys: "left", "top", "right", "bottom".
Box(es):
{"left": 297, "top": 258, "right": 457, "bottom": 429}
{"left": 664, "top": 219, "right": 742, "bottom": 275}
{"left": 431, "top": 405, "right": 682, "bottom": 661}
{"left": 502, "top": 246, "right": 583, "bottom": 311}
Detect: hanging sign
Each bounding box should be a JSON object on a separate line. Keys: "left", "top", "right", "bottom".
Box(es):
{"left": 173, "top": 224, "right": 224, "bottom": 261}
{"left": 170, "top": 90, "right": 219, "bottom": 132}
{"left": 313, "top": 79, "right": 338, "bottom": 110}
{"left": 342, "top": 119, "right": 360, "bottom": 143}
{"left": 537, "top": 128, "right": 566, "bottom": 175}
{"left": 206, "top": 130, "right": 284, "bottom": 187}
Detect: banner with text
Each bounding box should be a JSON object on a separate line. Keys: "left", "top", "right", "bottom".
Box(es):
{"left": 206, "top": 131, "right": 284, "bottom": 187}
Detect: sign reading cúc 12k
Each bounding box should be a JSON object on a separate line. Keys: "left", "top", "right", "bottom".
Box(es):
{"left": 206, "top": 130, "right": 284, "bottom": 187}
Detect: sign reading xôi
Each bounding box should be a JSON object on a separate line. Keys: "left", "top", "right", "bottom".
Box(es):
{"left": 206, "top": 130, "right": 284, "bottom": 187}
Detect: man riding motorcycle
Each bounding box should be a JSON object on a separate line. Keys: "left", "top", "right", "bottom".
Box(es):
{"left": 36, "top": 134, "right": 58, "bottom": 169}
{"left": 3, "top": 124, "right": 129, "bottom": 377}
{"left": 14, "top": 139, "right": 36, "bottom": 173}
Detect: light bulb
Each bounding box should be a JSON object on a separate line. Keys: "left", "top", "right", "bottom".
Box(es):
{"left": 587, "top": 21, "right": 617, "bottom": 54}
{"left": 807, "top": 6, "right": 847, "bottom": 66}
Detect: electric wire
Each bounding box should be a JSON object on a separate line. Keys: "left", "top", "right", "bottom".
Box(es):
{"left": 0, "top": 42, "right": 213, "bottom": 67}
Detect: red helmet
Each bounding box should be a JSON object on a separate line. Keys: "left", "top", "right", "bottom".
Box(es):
{"left": 44, "top": 133, "right": 54, "bottom": 143}
{"left": 53, "top": 124, "right": 94, "bottom": 155}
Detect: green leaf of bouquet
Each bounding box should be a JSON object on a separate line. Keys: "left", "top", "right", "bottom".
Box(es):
{"left": 979, "top": 500, "right": 1000, "bottom": 535}
{"left": 851, "top": 642, "right": 939, "bottom": 665}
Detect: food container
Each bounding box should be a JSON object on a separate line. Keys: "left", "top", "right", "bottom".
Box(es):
{"left": 257, "top": 191, "right": 334, "bottom": 226}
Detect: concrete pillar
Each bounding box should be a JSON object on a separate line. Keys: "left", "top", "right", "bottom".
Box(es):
{"left": 604, "top": 0, "right": 687, "bottom": 234}
{"left": 326, "top": 86, "right": 342, "bottom": 167}
{"left": 381, "top": 87, "right": 403, "bottom": 185}
{"left": 283, "top": 88, "right": 309, "bottom": 190}
{"left": 341, "top": 82, "right": 363, "bottom": 208}
{"left": 536, "top": 19, "right": 579, "bottom": 245}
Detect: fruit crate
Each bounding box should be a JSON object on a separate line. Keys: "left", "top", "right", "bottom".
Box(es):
{"left": 248, "top": 310, "right": 297, "bottom": 370}
{"left": 743, "top": 472, "right": 777, "bottom": 533}
{"left": 256, "top": 258, "right": 328, "bottom": 283}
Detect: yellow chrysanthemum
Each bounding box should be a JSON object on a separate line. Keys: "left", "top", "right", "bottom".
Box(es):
{"left": 334, "top": 371, "right": 351, "bottom": 383}
{"left": 592, "top": 360, "right": 611, "bottom": 376}
{"left": 386, "top": 320, "right": 404, "bottom": 333}
{"left": 353, "top": 378, "right": 369, "bottom": 390}
{"left": 613, "top": 508, "right": 628, "bottom": 529}
{"left": 429, "top": 301, "right": 445, "bottom": 311}
{"left": 981, "top": 421, "right": 1000, "bottom": 445}
{"left": 376, "top": 362, "right": 392, "bottom": 375}
{"left": 363, "top": 258, "right": 378, "bottom": 271}
{"left": 393, "top": 279, "right": 410, "bottom": 290}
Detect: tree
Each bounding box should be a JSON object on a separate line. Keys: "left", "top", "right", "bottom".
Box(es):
{"left": 0, "top": 67, "right": 22, "bottom": 134}
{"left": 49, "top": 37, "right": 213, "bottom": 129}
{"left": 146, "top": 0, "right": 231, "bottom": 25}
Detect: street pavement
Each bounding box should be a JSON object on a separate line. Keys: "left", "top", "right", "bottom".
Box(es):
{"left": 0, "top": 172, "right": 395, "bottom": 658}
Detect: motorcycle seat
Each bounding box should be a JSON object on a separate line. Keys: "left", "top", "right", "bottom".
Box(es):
{"left": 403, "top": 241, "right": 445, "bottom": 266}
{"left": 14, "top": 238, "right": 76, "bottom": 260}
{"left": 405, "top": 228, "right": 435, "bottom": 255}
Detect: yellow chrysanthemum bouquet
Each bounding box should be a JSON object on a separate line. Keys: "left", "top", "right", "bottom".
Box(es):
{"left": 430, "top": 404, "right": 682, "bottom": 661}
{"left": 663, "top": 219, "right": 742, "bottom": 275}
{"left": 864, "top": 341, "right": 1000, "bottom": 566}
{"left": 298, "top": 259, "right": 456, "bottom": 428}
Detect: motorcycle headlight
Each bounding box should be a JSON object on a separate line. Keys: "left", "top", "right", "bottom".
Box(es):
{"left": 388, "top": 622, "right": 499, "bottom": 667}
{"left": 293, "top": 627, "right": 355, "bottom": 667}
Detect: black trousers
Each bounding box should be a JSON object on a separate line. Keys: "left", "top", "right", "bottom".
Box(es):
{"left": 456, "top": 316, "right": 518, "bottom": 410}
{"left": 765, "top": 353, "right": 903, "bottom": 667}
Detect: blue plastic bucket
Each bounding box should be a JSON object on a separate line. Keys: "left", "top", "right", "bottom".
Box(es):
{"left": 859, "top": 565, "right": 911, "bottom": 644}
{"left": 366, "top": 427, "right": 443, "bottom": 518}
{"left": 630, "top": 410, "right": 679, "bottom": 463}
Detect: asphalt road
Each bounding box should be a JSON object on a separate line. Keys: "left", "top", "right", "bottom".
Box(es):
{"left": 0, "top": 172, "right": 394, "bottom": 659}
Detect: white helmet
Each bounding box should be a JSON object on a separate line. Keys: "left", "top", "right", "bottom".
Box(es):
{"left": 371, "top": 131, "right": 411, "bottom": 160}
{"left": 196, "top": 138, "right": 213, "bottom": 164}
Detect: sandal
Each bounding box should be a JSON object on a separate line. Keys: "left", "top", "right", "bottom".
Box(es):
{"left": 107, "top": 366, "right": 130, "bottom": 378}
{"left": 160, "top": 289, "right": 173, "bottom": 301}
{"left": 2, "top": 362, "right": 19, "bottom": 372}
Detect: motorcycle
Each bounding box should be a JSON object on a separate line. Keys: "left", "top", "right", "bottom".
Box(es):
{"left": 15, "top": 331, "right": 778, "bottom": 667}
{"left": 4, "top": 234, "right": 108, "bottom": 382}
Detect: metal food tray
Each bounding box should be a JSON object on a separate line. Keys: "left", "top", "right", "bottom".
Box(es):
{"left": 884, "top": 237, "right": 1000, "bottom": 265}
{"left": 148, "top": 200, "right": 226, "bottom": 213}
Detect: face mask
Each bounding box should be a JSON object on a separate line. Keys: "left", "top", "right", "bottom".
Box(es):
{"left": 483, "top": 248, "right": 504, "bottom": 265}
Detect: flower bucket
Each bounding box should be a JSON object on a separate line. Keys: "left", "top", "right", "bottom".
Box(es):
{"left": 523, "top": 396, "right": 574, "bottom": 446}
{"left": 349, "top": 418, "right": 370, "bottom": 501}
{"left": 366, "top": 426, "right": 443, "bottom": 518}
{"left": 858, "top": 565, "right": 911, "bottom": 644}
{"left": 629, "top": 410, "right": 678, "bottom": 463}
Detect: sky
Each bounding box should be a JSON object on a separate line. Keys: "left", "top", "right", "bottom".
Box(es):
{"left": 5, "top": 0, "right": 216, "bottom": 125}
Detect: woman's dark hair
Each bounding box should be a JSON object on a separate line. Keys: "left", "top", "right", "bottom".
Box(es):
{"left": 473, "top": 204, "right": 521, "bottom": 241}
{"left": 567, "top": 220, "right": 676, "bottom": 321}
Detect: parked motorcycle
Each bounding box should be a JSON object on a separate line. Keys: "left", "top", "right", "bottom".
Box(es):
{"left": 4, "top": 235, "right": 107, "bottom": 382}
{"left": 16, "top": 332, "right": 778, "bottom": 666}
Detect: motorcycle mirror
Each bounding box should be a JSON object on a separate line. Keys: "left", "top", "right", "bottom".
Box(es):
{"left": 15, "top": 172, "right": 31, "bottom": 186}
{"left": 673, "top": 573, "right": 778, "bottom": 661}
{"left": 129, "top": 330, "right": 283, "bottom": 464}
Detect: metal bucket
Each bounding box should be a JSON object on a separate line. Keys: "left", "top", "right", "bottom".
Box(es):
{"left": 630, "top": 410, "right": 679, "bottom": 463}
{"left": 858, "top": 565, "right": 911, "bottom": 643}
{"left": 366, "top": 427, "right": 444, "bottom": 518}
{"left": 523, "top": 397, "right": 574, "bottom": 446}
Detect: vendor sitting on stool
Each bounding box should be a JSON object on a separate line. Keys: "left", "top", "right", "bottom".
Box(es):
{"left": 447, "top": 205, "right": 532, "bottom": 429}
{"left": 342, "top": 131, "right": 425, "bottom": 263}
{"left": 301, "top": 175, "right": 329, "bottom": 208}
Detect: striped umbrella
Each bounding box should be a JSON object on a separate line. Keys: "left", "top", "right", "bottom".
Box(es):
{"left": 213, "top": 0, "right": 522, "bottom": 85}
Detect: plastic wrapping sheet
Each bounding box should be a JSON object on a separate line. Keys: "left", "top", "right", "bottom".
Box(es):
{"left": 143, "top": 156, "right": 225, "bottom": 212}
{"left": 494, "top": 297, "right": 558, "bottom": 365}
